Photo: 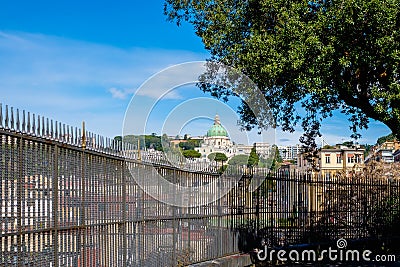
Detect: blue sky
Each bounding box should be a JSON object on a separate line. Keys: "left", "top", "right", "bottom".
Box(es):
{"left": 0, "top": 1, "right": 392, "bottom": 146}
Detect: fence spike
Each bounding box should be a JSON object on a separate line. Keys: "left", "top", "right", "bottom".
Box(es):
{"left": 70, "top": 126, "right": 73, "bottom": 144}
{"left": 50, "top": 119, "right": 54, "bottom": 138}
{"left": 41, "top": 116, "right": 45, "bottom": 136}
{"left": 75, "top": 127, "right": 78, "bottom": 145}
{"left": 91, "top": 132, "right": 94, "bottom": 149}
{"left": 54, "top": 121, "right": 58, "bottom": 140}
{"left": 59, "top": 122, "right": 62, "bottom": 140}
{"left": 4, "top": 105, "right": 9, "bottom": 129}
{"left": 71, "top": 126, "right": 74, "bottom": 143}
{"left": 81, "top": 122, "right": 85, "bottom": 149}
{"left": 27, "top": 112, "right": 31, "bottom": 134}
{"left": 10, "top": 107, "right": 14, "bottom": 130}
{"left": 46, "top": 118, "right": 49, "bottom": 137}
{"left": 86, "top": 131, "right": 90, "bottom": 148}
{"left": 37, "top": 115, "right": 41, "bottom": 136}
{"left": 22, "top": 110, "right": 26, "bottom": 132}
{"left": 67, "top": 125, "right": 70, "bottom": 143}
{"left": 95, "top": 133, "right": 98, "bottom": 149}
{"left": 79, "top": 128, "right": 82, "bottom": 148}
{"left": 86, "top": 131, "right": 89, "bottom": 148}
{"left": 32, "top": 114, "right": 36, "bottom": 135}
{"left": 62, "top": 124, "right": 66, "bottom": 142}
{"left": 16, "top": 109, "right": 20, "bottom": 131}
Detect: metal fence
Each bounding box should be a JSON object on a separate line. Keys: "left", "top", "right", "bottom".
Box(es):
{"left": 0, "top": 104, "right": 252, "bottom": 267}
{"left": 0, "top": 104, "right": 399, "bottom": 266}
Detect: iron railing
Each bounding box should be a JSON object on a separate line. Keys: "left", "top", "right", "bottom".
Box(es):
{"left": 0, "top": 104, "right": 252, "bottom": 267}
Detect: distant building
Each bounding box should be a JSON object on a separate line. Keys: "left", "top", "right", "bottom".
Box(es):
{"left": 196, "top": 114, "right": 236, "bottom": 160}
{"left": 375, "top": 148, "right": 395, "bottom": 163}
{"left": 380, "top": 140, "right": 400, "bottom": 151}
{"left": 298, "top": 145, "right": 365, "bottom": 178}
{"left": 195, "top": 115, "right": 272, "bottom": 161}
{"left": 169, "top": 139, "right": 187, "bottom": 149}
{"left": 365, "top": 140, "right": 399, "bottom": 163}
{"left": 278, "top": 144, "right": 302, "bottom": 162}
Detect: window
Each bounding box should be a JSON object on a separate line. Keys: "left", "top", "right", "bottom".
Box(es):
{"left": 347, "top": 156, "right": 355, "bottom": 163}
{"left": 336, "top": 155, "right": 342, "bottom": 164}
{"left": 325, "top": 155, "right": 330, "bottom": 164}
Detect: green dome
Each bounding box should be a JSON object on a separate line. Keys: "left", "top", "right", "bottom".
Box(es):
{"left": 207, "top": 124, "right": 228, "bottom": 137}
{"left": 206, "top": 114, "right": 228, "bottom": 137}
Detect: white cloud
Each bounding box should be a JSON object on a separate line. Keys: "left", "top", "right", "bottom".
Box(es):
{"left": 135, "top": 87, "right": 183, "bottom": 100}
{"left": 108, "top": 87, "right": 135, "bottom": 99}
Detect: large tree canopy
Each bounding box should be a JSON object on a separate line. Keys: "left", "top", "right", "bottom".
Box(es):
{"left": 164, "top": 0, "right": 400, "bottom": 147}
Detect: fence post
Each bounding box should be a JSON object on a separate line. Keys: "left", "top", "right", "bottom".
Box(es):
{"left": 17, "top": 136, "right": 23, "bottom": 267}
{"left": 80, "top": 124, "right": 87, "bottom": 267}
{"left": 172, "top": 169, "right": 177, "bottom": 266}
{"left": 122, "top": 161, "right": 127, "bottom": 267}
{"left": 53, "top": 144, "right": 59, "bottom": 267}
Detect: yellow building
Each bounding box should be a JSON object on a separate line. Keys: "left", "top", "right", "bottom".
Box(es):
{"left": 298, "top": 145, "right": 365, "bottom": 178}
{"left": 380, "top": 140, "right": 400, "bottom": 151}
{"left": 297, "top": 146, "right": 365, "bottom": 216}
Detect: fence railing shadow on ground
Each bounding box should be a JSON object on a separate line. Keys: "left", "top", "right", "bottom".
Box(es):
{"left": 0, "top": 103, "right": 399, "bottom": 266}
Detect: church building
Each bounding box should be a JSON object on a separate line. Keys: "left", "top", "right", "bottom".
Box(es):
{"left": 196, "top": 115, "right": 237, "bottom": 160}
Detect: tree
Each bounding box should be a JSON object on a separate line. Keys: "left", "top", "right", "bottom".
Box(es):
{"left": 228, "top": 154, "right": 249, "bottom": 166}
{"left": 182, "top": 149, "right": 201, "bottom": 159}
{"left": 144, "top": 135, "right": 163, "bottom": 151}
{"left": 274, "top": 146, "right": 283, "bottom": 163}
{"left": 247, "top": 145, "right": 259, "bottom": 167}
{"left": 341, "top": 141, "right": 355, "bottom": 147}
{"left": 268, "top": 145, "right": 283, "bottom": 170}
{"left": 377, "top": 133, "right": 397, "bottom": 145}
{"left": 179, "top": 139, "right": 201, "bottom": 150}
{"left": 165, "top": 0, "right": 400, "bottom": 147}
{"left": 121, "top": 134, "right": 163, "bottom": 151}
{"left": 208, "top": 152, "right": 228, "bottom": 162}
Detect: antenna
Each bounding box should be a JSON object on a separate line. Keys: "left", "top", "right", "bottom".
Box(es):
{"left": 321, "top": 137, "right": 329, "bottom": 147}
